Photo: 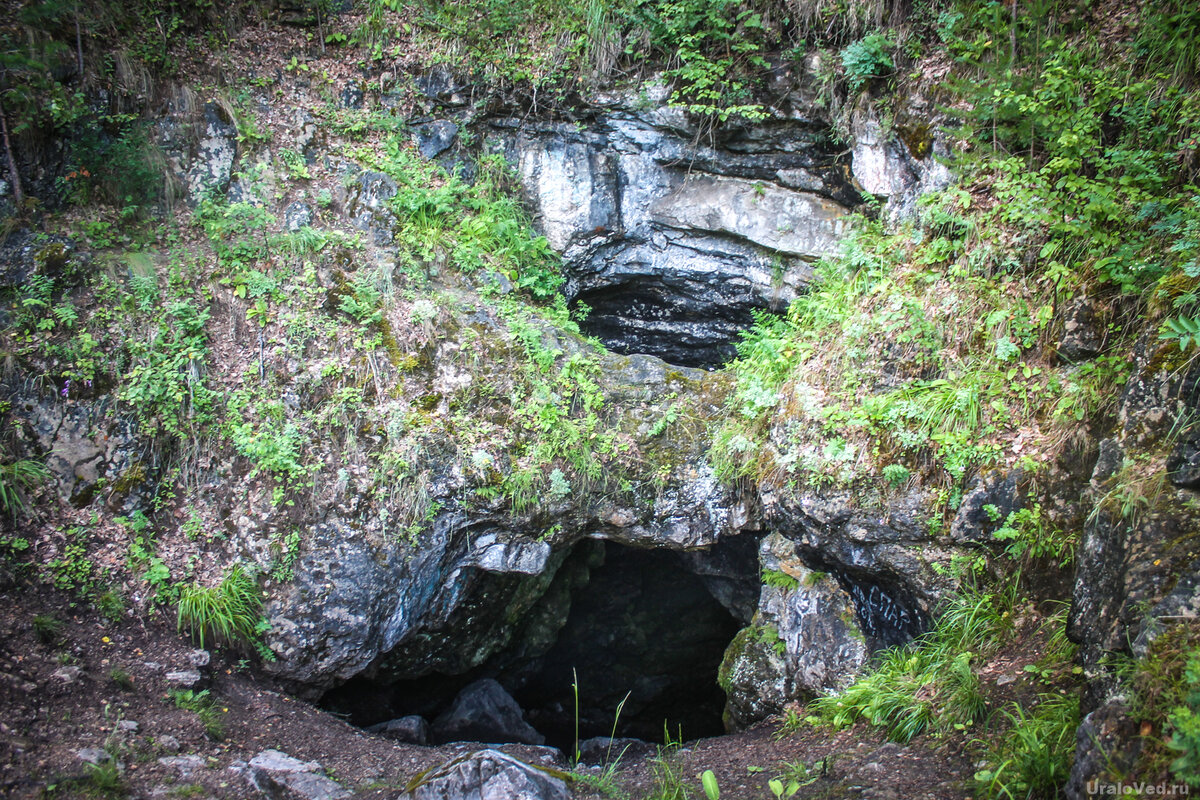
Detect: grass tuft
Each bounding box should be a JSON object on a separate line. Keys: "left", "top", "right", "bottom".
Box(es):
{"left": 176, "top": 563, "right": 264, "bottom": 652}
{"left": 974, "top": 692, "right": 1080, "bottom": 800}
{"left": 32, "top": 613, "right": 64, "bottom": 644}
{"left": 809, "top": 586, "right": 1015, "bottom": 743}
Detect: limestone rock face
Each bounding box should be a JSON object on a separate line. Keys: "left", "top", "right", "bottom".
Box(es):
{"left": 1068, "top": 342, "right": 1200, "bottom": 669}
{"left": 849, "top": 94, "right": 953, "bottom": 223}
{"left": 8, "top": 382, "right": 150, "bottom": 511}
{"left": 487, "top": 82, "right": 861, "bottom": 367}
{"left": 719, "top": 534, "right": 870, "bottom": 728}
{"left": 1063, "top": 335, "right": 1200, "bottom": 783}
{"left": 262, "top": 349, "right": 755, "bottom": 694}
{"left": 649, "top": 175, "right": 849, "bottom": 259}
{"left": 185, "top": 102, "right": 238, "bottom": 205}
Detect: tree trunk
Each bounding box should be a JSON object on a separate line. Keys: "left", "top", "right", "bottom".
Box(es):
{"left": 0, "top": 94, "right": 25, "bottom": 212}
{"left": 75, "top": 5, "right": 85, "bottom": 79}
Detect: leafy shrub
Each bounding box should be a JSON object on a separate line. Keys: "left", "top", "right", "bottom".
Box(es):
{"left": 633, "top": 0, "right": 768, "bottom": 122}
{"left": 841, "top": 33, "right": 894, "bottom": 93}
{"left": 991, "top": 505, "right": 1076, "bottom": 567}
{"left": 119, "top": 300, "right": 215, "bottom": 437}
{"left": 881, "top": 464, "right": 910, "bottom": 488}
{"left": 1164, "top": 648, "right": 1200, "bottom": 785}
{"left": 1162, "top": 315, "right": 1200, "bottom": 351}
{"left": 62, "top": 121, "right": 168, "bottom": 210}
{"left": 365, "top": 140, "right": 563, "bottom": 299}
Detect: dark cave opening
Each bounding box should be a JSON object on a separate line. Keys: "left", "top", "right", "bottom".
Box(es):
{"left": 512, "top": 544, "right": 743, "bottom": 747}
{"left": 321, "top": 540, "right": 751, "bottom": 750}
{"left": 573, "top": 279, "right": 755, "bottom": 369}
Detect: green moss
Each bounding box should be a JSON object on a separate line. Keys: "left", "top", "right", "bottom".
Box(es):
{"left": 378, "top": 317, "right": 406, "bottom": 367}
{"left": 109, "top": 460, "right": 147, "bottom": 497}
{"left": 763, "top": 568, "right": 801, "bottom": 591}
{"left": 718, "top": 626, "right": 755, "bottom": 693}
{"left": 896, "top": 121, "right": 933, "bottom": 159}
{"left": 1144, "top": 342, "right": 1193, "bottom": 376}
{"left": 35, "top": 243, "right": 70, "bottom": 273}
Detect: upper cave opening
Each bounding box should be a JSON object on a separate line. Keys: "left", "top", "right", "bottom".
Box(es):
{"left": 320, "top": 538, "right": 758, "bottom": 750}
{"left": 572, "top": 278, "right": 759, "bottom": 369}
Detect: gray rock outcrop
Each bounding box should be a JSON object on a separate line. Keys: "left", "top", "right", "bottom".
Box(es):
{"left": 719, "top": 534, "right": 870, "bottom": 727}
{"left": 404, "top": 749, "right": 570, "bottom": 800}
{"left": 185, "top": 102, "right": 238, "bottom": 205}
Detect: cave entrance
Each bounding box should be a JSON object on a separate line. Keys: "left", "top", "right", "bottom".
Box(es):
{"left": 512, "top": 543, "right": 743, "bottom": 747}
{"left": 321, "top": 539, "right": 753, "bottom": 751}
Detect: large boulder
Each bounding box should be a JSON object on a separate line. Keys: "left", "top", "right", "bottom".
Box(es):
{"left": 432, "top": 679, "right": 545, "bottom": 746}
{"left": 404, "top": 749, "right": 570, "bottom": 800}
{"left": 242, "top": 750, "right": 350, "bottom": 800}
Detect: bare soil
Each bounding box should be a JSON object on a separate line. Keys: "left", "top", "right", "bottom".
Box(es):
{"left": 1, "top": 580, "right": 1064, "bottom": 800}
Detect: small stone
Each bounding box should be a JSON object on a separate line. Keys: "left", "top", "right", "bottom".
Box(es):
{"left": 996, "top": 674, "right": 1017, "bottom": 687}
{"left": 165, "top": 669, "right": 201, "bottom": 687}
{"left": 188, "top": 649, "right": 211, "bottom": 668}
{"left": 1090, "top": 439, "right": 1125, "bottom": 487}
{"left": 285, "top": 203, "right": 314, "bottom": 232}
{"left": 1056, "top": 298, "right": 1105, "bottom": 363}
{"left": 157, "top": 735, "right": 180, "bottom": 752}
{"left": 482, "top": 271, "right": 514, "bottom": 295}
{"left": 117, "top": 720, "right": 139, "bottom": 733}
{"left": 340, "top": 81, "right": 364, "bottom": 109}
{"left": 53, "top": 666, "right": 83, "bottom": 683}
{"left": 76, "top": 747, "right": 110, "bottom": 765}
{"left": 159, "top": 755, "right": 206, "bottom": 778}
